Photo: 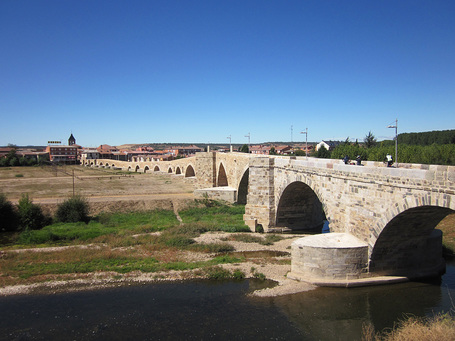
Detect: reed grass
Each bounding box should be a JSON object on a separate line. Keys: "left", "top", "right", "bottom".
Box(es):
{"left": 362, "top": 313, "right": 455, "bottom": 341}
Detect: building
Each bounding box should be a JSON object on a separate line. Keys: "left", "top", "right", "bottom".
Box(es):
{"left": 165, "top": 145, "right": 203, "bottom": 157}
{"left": 250, "top": 145, "right": 271, "bottom": 155}
{"left": 46, "top": 145, "right": 78, "bottom": 163}
{"left": 316, "top": 140, "right": 341, "bottom": 151}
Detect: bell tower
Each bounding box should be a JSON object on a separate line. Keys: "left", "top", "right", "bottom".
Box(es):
{"left": 68, "top": 133, "right": 76, "bottom": 146}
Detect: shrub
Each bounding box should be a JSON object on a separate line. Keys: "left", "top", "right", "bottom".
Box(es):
{"left": 0, "top": 193, "right": 19, "bottom": 232}
{"left": 17, "top": 194, "right": 50, "bottom": 230}
{"left": 55, "top": 195, "right": 90, "bottom": 223}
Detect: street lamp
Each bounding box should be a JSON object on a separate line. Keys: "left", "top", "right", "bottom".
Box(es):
{"left": 300, "top": 128, "right": 308, "bottom": 158}
{"left": 245, "top": 133, "right": 250, "bottom": 153}
{"left": 387, "top": 118, "right": 398, "bottom": 167}
{"left": 227, "top": 135, "right": 231, "bottom": 152}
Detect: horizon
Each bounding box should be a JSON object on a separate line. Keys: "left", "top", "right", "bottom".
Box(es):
{"left": 1, "top": 1, "right": 454, "bottom": 146}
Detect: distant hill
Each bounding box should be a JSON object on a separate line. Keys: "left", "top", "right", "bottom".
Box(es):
{"left": 398, "top": 129, "right": 455, "bottom": 146}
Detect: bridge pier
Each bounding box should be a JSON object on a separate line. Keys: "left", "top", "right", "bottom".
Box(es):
{"left": 244, "top": 156, "right": 276, "bottom": 232}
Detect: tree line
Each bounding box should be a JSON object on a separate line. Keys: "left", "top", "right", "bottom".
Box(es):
{"left": 0, "top": 147, "right": 49, "bottom": 167}
{"left": 311, "top": 130, "right": 455, "bottom": 165}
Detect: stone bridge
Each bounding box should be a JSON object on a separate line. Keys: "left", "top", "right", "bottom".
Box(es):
{"left": 84, "top": 152, "right": 455, "bottom": 284}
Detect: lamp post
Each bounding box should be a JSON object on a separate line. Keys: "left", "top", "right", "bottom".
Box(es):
{"left": 245, "top": 133, "right": 250, "bottom": 153}
{"left": 387, "top": 118, "right": 398, "bottom": 167}
{"left": 300, "top": 128, "right": 308, "bottom": 158}
{"left": 227, "top": 135, "right": 231, "bottom": 152}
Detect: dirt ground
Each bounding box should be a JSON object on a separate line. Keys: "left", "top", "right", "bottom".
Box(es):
{"left": 0, "top": 165, "right": 196, "bottom": 215}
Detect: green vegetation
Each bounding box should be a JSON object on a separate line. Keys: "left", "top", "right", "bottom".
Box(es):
{"left": 0, "top": 203, "right": 255, "bottom": 286}
{"left": 17, "top": 194, "right": 50, "bottom": 231}
{"left": 316, "top": 130, "right": 455, "bottom": 165}
{"left": 398, "top": 129, "right": 455, "bottom": 146}
{"left": 0, "top": 193, "right": 19, "bottom": 232}
{"left": 0, "top": 147, "right": 49, "bottom": 167}
{"left": 55, "top": 195, "right": 90, "bottom": 223}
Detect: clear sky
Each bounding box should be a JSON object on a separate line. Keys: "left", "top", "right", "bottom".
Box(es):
{"left": 1, "top": 1, "right": 454, "bottom": 147}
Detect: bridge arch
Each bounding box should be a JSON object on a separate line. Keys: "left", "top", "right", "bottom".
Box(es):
{"left": 369, "top": 205, "right": 453, "bottom": 277}
{"left": 168, "top": 167, "right": 173, "bottom": 174}
{"left": 275, "top": 181, "right": 326, "bottom": 231}
{"left": 135, "top": 165, "right": 140, "bottom": 172}
{"left": 144, "top": 166, "right": 150, "bottom": 173}
{"left": 217, "top": 162, "right": 228, "bottom": 187}
{"left": 175, "top": 167, "right": 182, "bottom": 175}
{"left": 237, "top": 168, "right": 249, "bottom": 205}
{"left": 154, "top": 165, "right": 160, "bottom": 172}
{"left": 185, "top": 165, "right": 195, "bottom": 177}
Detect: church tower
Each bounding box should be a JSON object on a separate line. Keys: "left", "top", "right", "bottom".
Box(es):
{"left": 68, "top": 133, "right": 76, "bottom": 146}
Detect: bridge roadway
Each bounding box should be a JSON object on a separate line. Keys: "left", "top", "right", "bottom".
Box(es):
{"left": 84, "top": 152, "right": 455, "bottom": 284}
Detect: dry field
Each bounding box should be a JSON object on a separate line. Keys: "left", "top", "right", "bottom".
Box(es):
{"left": 0, "top": 165, "right": 196, "bottom": 215}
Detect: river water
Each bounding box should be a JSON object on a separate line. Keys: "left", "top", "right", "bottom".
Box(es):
{"left": 1, "top": 260, "right": 455, "bottom": 341}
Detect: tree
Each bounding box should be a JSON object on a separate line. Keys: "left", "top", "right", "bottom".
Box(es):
{"left": 240, "top": 144, "right": 249, "bottom": 153}
{"left": 0, "top": 193, "right": 19, "bottom": 232}
{"left": 296, "top": 149, "right": 307, "bottom": 157}
{"left": 55, "top": 196, "right": 90, "bottom": 223}
{"left": 269, "top": 147, "right": 277, "bottom": 155}
{"left": 17, "top": 194, "right": 49, "bottom": 230}
{"left": 315, "top": 145, "right": 331, "bottom": 158}
{"left": 364, "top": 131, "right": 377, "bottom": 148}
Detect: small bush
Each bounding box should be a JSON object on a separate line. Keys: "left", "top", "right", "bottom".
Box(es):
{"left": 17, "top": 194, "right": 50, "bottom": 230}
{"left": 204, "top": 266, "right": 234, "bottom": 280}
{"left": 55, "top": 196, "right": 90, "bottom": 223}
{"left": 0, "top": 193, "right": 19, "bottom": 232}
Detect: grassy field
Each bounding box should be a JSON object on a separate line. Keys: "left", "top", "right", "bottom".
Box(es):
{"left": 0, "top": 204, "right": 252, "bottom": 287}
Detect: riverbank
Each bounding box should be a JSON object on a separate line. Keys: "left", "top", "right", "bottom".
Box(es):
{"left": 0, "top": 231, "right": 315, "bottom": 297}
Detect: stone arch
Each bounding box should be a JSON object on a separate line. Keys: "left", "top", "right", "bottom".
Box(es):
{"left": 144, "top": 166, "right": 150, "bottom": 173}
{"left": 154, "top": 165, "right": 160, "bottom": 172}
{"left": 185, "top": 165, "right": 195, "bottom": 177}
{"left": 369, "top": 205, "right": 453, "bottom": 277}
{"left": 237, "top": 168, "right": 249, "bottom": 205}
{"left": 275, "top": 181, "right": 326, "bottom": 231}
{"left": 128, "top": 166, "right": 132, "bottom": 172}
{"left": 135, "top": 165, "right": 140, "bottom": 172}
{"left": 176, "top": 167, "right": 182, "bottom": 175}
{"left": 217, "top": 163, "right": 228, "bottom": 187}
{"left": 168, "top": 167, "right": 173, "bottom": 173}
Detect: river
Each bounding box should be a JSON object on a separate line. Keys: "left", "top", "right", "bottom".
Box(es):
{"left": 1, "top": 260, "right": 455, "bottom": 341}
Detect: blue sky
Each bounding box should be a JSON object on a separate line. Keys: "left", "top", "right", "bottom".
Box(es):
{"left": 1, "top": 1, "right": 454, "bottom": 147}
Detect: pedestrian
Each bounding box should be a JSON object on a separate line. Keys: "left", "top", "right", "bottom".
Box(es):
{"left": 386, "top": 154, "right": 393, "bottom": 167}
{"left": 343, "top": 155, "right": 350, "bottom": 165}
{"left": 356, "top": 155, "right": 362, "bottom": 166}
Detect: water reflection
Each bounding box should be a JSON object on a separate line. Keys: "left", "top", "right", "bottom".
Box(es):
{"left": 269, "top": 258, "right": 455, "bottom": 340}
{"left": 0, "top": 261, "right": 454, "bottom": 341}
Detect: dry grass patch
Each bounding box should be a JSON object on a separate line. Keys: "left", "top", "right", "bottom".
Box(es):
{"left": 362, "top": 313, "right": 455, "bottom": 341}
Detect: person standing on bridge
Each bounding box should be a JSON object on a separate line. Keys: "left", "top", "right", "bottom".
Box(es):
{"left": 343, "top": 155, "right": 350, "bottom": 165}
{"left": 356, "top": 155, "right": 362, "bottom": 166}
{"left": 386, "top": 154, "right": 393, "bottom": 167}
